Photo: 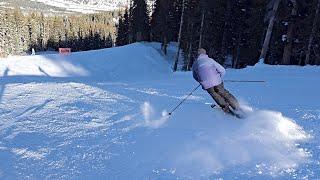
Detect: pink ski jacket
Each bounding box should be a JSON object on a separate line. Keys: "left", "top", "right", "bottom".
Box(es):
{"left": 192, "top": 54, "right": 226, "bottom": 90}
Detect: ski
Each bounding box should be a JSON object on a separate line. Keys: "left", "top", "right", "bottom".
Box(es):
{"left": 210, "top": 104, "right": 245, "bottom": 119}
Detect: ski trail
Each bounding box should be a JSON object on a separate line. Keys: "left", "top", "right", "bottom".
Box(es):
{"left": 0, "top": 43, "right": 318, "bottom": 179}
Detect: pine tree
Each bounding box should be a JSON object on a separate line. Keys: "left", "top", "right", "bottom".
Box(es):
{"left": 116, "top": 9, "right": 130, "bottom": 46}
{"left": 305, "top": 0, "right": 320, "bottom": 65}
{"left": 105, "top": 33, "right": 114, "bottom": 48}
{"left": 131, "top": 0, "right": 150, "bottom": 42}
{"left": 267, "top": 0, "right": 314, "bottom": 65}
{"left": 181, "top": 0, "right": 201, "bottom": 70}
{"left": 51, "top": 16, "right": 64, "bottom": 49}
{"left": 4, "top": 9, "right": 16, "bottom": 55}
{"left": 27, "top": 13, "right": 38, "bottom": 51}
{"left": 12, "top": 9, "right": 29, "bottom": 54}
{"left": 282, "top": 0, "right": 298, "bottom": 65}
{"left": 259, "top": 0, "right": 281, "bottom": 62}
{"left": 150, "top": 0, "right": 176, "bottom": 54}
{"left": 173, "top": 0, "right": 186, "bottom": 71}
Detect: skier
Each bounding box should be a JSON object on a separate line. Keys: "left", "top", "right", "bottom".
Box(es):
{"left": 31, "top": 48, "right": 36, "bottom": 56}
{"left": 192, "top": 48, "right": 240, "bottom": 115}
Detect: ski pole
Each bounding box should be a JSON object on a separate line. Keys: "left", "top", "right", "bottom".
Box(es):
{"left": 168, "top": 84, "right": 201, "bottom": 116}
{"left": 224, "top": 80, "right": 266, "bottom": 83}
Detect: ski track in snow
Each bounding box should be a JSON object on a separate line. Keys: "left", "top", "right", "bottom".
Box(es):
{"left": 0, "top": 43, "right": 319, "bottom": 179}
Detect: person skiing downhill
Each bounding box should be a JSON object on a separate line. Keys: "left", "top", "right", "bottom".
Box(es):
{"left": 192, "top": 48, "right": 240, "bottom": 115}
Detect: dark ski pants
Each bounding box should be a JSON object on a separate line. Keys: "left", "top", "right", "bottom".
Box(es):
{"left": 206, "top": 83, "right": 240, "bottom": 111}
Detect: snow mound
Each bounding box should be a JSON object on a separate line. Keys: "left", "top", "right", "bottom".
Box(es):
{"left": 0, "top": 43, "right": 171, "bottom": 81}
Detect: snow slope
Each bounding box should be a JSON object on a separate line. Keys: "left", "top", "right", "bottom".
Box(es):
{"left": 0, "top": 43, "right": 319, "bottom": 179}
{"left": 32, "top": 0, "right": 128, "bottom": 13}
{"left": 0, "top": 44, "right": 170, "bottom": 81}
{"left": 1, "top": 0, "right": 155, "bottom": 14}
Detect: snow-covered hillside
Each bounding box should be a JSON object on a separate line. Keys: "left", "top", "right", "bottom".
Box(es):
{"left": 32, "top": 0, "right": 128, "bottom": 13}
{"left": 0, "top": 0, "right": 155, "bottom": 14}
{"left": 0, "top": 43, "right": 319, "bottom": 179}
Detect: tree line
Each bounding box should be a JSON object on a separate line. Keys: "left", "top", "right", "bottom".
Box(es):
{"left": 0, "top": 8, "right": 116, "bottom": 57}
{"left": 116, "top": 0, "right": 320, "bottom": 70}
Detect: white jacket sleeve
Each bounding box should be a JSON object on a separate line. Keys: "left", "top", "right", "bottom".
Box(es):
{"left": 212, "top": 59, "right": 226, "bottom": 77}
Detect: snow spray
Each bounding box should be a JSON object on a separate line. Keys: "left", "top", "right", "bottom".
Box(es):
{"left": 140, "top": 102, "right": 169, "bottom": 129}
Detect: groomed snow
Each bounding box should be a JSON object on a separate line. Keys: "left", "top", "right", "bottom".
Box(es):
{"left": 0, "top": 43, "right": 319, "bottom": 179}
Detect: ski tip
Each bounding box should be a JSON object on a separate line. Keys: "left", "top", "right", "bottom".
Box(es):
{"left": 235, "top": 114, "right": 245, "bottom": 119}
{"left": 210, "top": 104, "right": 217, "bottom": 108}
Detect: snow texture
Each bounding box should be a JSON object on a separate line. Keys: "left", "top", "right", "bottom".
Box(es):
{"left": 0, "top": 42, "right": 319, "bottom": 179}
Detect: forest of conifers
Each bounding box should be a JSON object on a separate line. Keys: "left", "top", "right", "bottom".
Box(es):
{"left": 0, "top": 9, "right": 116, "bottom": 57}
{"left": 117, "top": 0, "right": 320, "bottom": 69}
{"left": 1, "top": 0, "right": 320, "bottom": 70}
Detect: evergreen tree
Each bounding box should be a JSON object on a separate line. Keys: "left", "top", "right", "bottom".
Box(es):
{"left": 268, "top": 0, "right": 314, "bottom": 65}
{"left": 116, "top": 9, "right": 130, "bottom": 46}
{"left": 12, "top": 9, "right": 28, "bottom": 54}
{"left": 4, "top": 9, "right": 15, "bottom": 55}
{"left": 1, "top": 10, "right": 116, "bottom": 55}
{"left": 150, "top": 0, "right": 174, "bottom": 54}
{"left": 105, "top": 33, "right": 114, "bottom": 48}
{"left": 131, "top": 0, "right": 150, "bottom": 42}
{"left": 305, "top": 0, "right": 320, "bottom": 65}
